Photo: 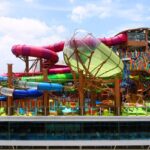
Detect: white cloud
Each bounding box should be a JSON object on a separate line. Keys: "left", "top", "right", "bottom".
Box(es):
{"left": 55, "top": 25, "right": 66, "bottom": 33}
{"left": 116, "top": 3, "right": 145, "bottom": 22}
{"left": 70, "top": 1, "right": 150, "bottom": 22}
{"left": 24, "top": 0, "right": 34, "bottom": 3}
{"left": 28, "top": 3, "right": 70, "bottom": 12}
{"left": 0, "top": 17, "right": 49, "bottom": 38}
{"left": 0, "top": 1, "right": 11, "bottom": 16}
{"left": 70, "top": 0, "right": 114, "bottom": 22}
{"left": 146, "top": 16, "right": 150, "bottom": 20}
{"left": 106, "top": 23, "right": 145, "bottom": 37}
{"left": 69, "top": 0, "right": 75, "bottom": 3}
{"left": 71, "top": 6, "right": 87, "bottom": 21}
{"left": 0, "top": 17, "right": 66, "bottom": 73}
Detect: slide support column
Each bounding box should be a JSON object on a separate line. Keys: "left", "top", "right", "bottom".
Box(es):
{"left": 43, "top": 69, "right": 49, "bottom": 116}
{"left": 25, "top": 56, "right": 29, "bottom": 73}
{"left": 7, "top": 64, "right": 13, "bottom": 116}
{"left": 115, "top": 77, "right": 121, "bottom": 116}
{"left": 78, "top": 70, "right": 85, "bottom": 115}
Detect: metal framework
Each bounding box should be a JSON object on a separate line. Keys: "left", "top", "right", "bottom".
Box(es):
{"left": 64, "top": 37, "right": 121, "bottom": 115}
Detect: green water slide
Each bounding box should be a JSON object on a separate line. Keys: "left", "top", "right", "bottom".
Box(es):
{"left": 21, "top": 72, "right": 114, "bottom": 87}
{"left": 64, "top": 36, "right": 124, "bottom": 78}
{"left": 21, "top": 73, "right": 75, "bottom": 83}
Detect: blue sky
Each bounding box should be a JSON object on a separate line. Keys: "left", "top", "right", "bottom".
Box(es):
{"left": 0, "top": 0, "right": 150, "bottom": 73}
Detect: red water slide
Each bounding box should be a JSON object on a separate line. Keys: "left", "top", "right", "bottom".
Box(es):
{"left": 9, "top": 67, "right": 71, "bottom": 77}
{"left": 42, "top": 41, "right": 64, "bottom": 52}
{"left": 99, "top": 33, "right": 127, "bottom": 46}
{"left": 42, "top": 33, "right": 127, "bottom": 51}
{"left": 11, "top": 44, "right": 70, "bottom": 76}
{"left": 12, "top": 33, "right": 127, "bottom": 59}
{"left": 11, "top": 33, "right": 127, "bottom": 76}
{"left": 12, "top": 45, "right": 59, "bottom": 63}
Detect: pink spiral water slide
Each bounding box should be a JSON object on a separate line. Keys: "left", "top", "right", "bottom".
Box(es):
{"left": 99, "top": 33, "right": 127, "bottom": 46}
{"left": 11, "top": 33, "right": 127, "bottom": 76}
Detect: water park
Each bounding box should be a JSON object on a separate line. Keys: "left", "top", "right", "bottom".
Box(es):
{"left": 0, "top": 27, "right": 149, "bottom": 117}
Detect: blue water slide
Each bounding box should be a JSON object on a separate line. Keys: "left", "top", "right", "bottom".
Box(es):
{"left": 0, "top": 76, "right": 8, "bottom": 81}
{"left": 0, "top": 78, "right": 63, "bottom": 100}
{"left": 0, "top": 76, "right": 63, "bottom": 92}
{"left": 19, "top": 81, "right": 63, "bottom": 91}
{"left": 13, "top": 89, "right": 43, "bottom": 99}
{"left": 38, "top": 83, "right": 63, "bottom": 91}
{"left": 0, "top": 88, "right": 43, "bottom": 100}
{"left": 0, "top": 95, "right": 7, "bottom": 101}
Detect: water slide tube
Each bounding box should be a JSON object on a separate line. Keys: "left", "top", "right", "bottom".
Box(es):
{"left": 21, "top": 73, "right": 115, "bottom": 87}
{"left": 10, "top": 44, "right": 67, "bottom": 95}
{"left": 11, "top": 33, "right": 127, "bottom": 62}
{"left": 64, "top": 38, "right": 124, "bottom": 78}
{"left": 0, "top": 73, "right": 65, "bottom": 89}
{"left": 47, "top": 67, "right": 71, "bottom": 74}
{"left": 10, "top": 33, "right": 127, "bottom": 84}
{"left": 51, "top": 64, "right": 69, "bottom": 68}
{"left": 4, "top": 67, "right": 71, "bottom": 77}
{"left": 11, "top": 33, "right": 127, "bottom": 76}
{"left": 12, "top": 45, "right": 59, "bottom": 64}
{"left": 0, "top": 95, "right": 7, "bottom": 101}
{"left": 42, "top": 41, "right": 65, "bottom": 52}
{"left": 13, "top": 89, "right": 43, "bottom": 99}
{"left": 0, "top": 87, "right": 42, "bottom": 100}
{"left": 99, "top": 33, "right": 127, "bottom": 46}
{"left": 11, "top": 44, "right": 70, "bottom": 77}
{"left": 21, "top": 73, "right": 74, "bottom": 83}
{"left": 42, "top": 33, "right": 127, "bottom": 51}
{"left": 0, "top": 76, "right": 8, "bottom": 81}
{"left": 0, "top": 82, "right": 63, "bottom": 100}
{"left": 0, "top": 77, "right": 63, "bottom": 100}
{"left": 18, "top": 81, "right": 63, "bottom": 91}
